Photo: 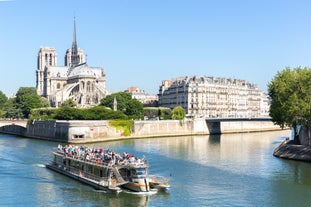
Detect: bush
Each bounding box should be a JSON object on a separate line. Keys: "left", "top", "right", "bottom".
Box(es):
{"left": 144, "top": 107, "right": 159, "bottom": 117}
{"left": 109, "top": 120, "right": 134, "bottom": 136}
{"left": 171, "top": 106, "right": 186, "bottom": 120}
{"left": 28, "top": 105, "right": 129, "bottom": 121}
{"left": 53, "top": 107, "right": 82, "bottom": 120}
{"left": 143, "top": 107, "right": 172, "bottom": 120}
{"left": 158, "top": 107, "right": 172, "bottom": 120}
{"left": 29, "top": 107, "right": 58, "bottom": 123}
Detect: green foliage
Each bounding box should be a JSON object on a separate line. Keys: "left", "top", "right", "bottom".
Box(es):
{"left": 53, "top": 106, "right": 81, "bottom": 120}
{"left": 81, "top": 106, "right": 128, "bottom": 120}
{"left": 15, "top": 87, "right": 44, "bottom": 118}
{"left": 0, "top": 90, "right": 8, "bottom": 109}
{"left": 0, "top": 109, "right": 5, "bottom": 118}
{"left": 109, "top": 120, "right": 134, "bottom": 136}
{"left": 2, "top": 98, "right": 23, "bottom": 119}
{"left": 0, "top": 87, "right": 49, "bottom": 119}
{"left": 125, "top": 99, "right": 143, "bottom": 119}
{"left": 158, "top": 107, "right": 172, "bottom": 120}
{"left": 171, "top": 106, "right": 186, "bottom": 120}
{"left": 28, "top": 108, "right": 58, "bottom": 122}
{"left": 143, "top": 107, "right": 172, "bottom": 120}
{"left": 268, "top": 67, "right": 311, "bottom": 142}
{"left": 143, "top": 107, "right": 159, "bottom": 117}
{"left": 46, "top": 105, "right": 128, "bottom": 120}
{"left": 100, "top": 92, "right": 143, "bottom": 119}
{"left": 61, "top": 98, "right": 77, "bottom": 107}
{"left": 100, "top": 92, "right": 132, "bottom": 112}
{"left": 0, "top": 90, "right": 8, "bottom": 118}
{"left": 40, "top": 97, "right": 50, "bottom": 107}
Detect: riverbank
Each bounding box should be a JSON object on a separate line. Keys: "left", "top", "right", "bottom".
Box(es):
{"left": 273, "top": 139, "right": 311, "bottom": 162}
{"left": 0, "top": 118, "right": 282, "bottom": 143}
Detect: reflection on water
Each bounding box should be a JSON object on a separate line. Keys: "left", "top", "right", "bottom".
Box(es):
{"left": 2, "top": 130, "right": 311, "bottom": 206}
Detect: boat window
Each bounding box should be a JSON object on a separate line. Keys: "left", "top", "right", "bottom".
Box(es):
{"left": 135, "top": 168, "right": 146, "bottom": 178}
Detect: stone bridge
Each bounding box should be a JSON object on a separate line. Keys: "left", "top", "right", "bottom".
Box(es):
{"left": 0, "top": 120, "right": 28, "bottom": 128}
{"left": 0, "top": 120, "right": 28, "bottom": 136}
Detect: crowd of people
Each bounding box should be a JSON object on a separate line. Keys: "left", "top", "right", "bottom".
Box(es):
{"left": 57, "top": 144, "right": 146, "bottom": 166}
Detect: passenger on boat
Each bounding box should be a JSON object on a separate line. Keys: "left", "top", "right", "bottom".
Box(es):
{"left": 57, "top": 144, "right": 146, "bottom": 167}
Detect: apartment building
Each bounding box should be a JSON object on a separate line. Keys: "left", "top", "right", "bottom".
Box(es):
{"left": 158, "top": 76, "right": 269, "bottom": 118}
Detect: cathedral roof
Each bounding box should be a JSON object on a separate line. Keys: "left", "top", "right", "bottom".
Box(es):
{"left": 47, "top": 66, "right": 68, "bottom": 78}
{"left": 67, "top": 63, "right": 104, "bottom": 79}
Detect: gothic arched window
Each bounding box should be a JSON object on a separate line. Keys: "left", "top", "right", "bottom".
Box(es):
{"left": 86, "top": 95, "right": 90, "bottom": 104}
{"left": 87, "top": 81, "right": 91, "bottom": 92}
{"left": 45, "top": 54, "right": 48, "bottom": 65}
{"left": 81, "top": 81, "right": 85, "bottom": 90}
{"left": 49, "top": 53, "right": 53, "bottom": 65}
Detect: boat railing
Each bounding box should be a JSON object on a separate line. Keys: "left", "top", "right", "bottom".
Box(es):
{"left": 117, "top": 159, "right": 148, "bottom": 168}
{"left": 54, "top": 151, "right": 112, "bottom": 167}
{"left": 66, "top": 165, "right": 107, "bottom": 183}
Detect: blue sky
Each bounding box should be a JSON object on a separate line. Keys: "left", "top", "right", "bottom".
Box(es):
{"left": 1, "top": 0, "right": 311, "bottom": 96}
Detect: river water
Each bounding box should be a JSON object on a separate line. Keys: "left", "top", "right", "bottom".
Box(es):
{"left": 1, "top": 130, "right": 311, "bottom": 207}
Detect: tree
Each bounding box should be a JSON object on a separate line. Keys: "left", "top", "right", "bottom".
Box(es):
{"left": 100, "top": 92, "right": 143, "bottom": 119}
{"left": 158, "top": 107, "right": 172, "bottom": 120}
{"left": 53, "top": 106, "right": 82, "bottom": 120}
{"left": 125, "top": 99, "right": 143, "bottom": 119}
{"left": 0, "top": 90, "right": 8, "bottom": 118}
{"left": 61, "top": 98, "right": 76, "bottom": 107}
{"left": 100, "top": 92, "right": 132, "bottom": 112}
{"left": 40, "top": 97, "right": 50, "bottom": 107}
{"left": 0, "top": 90, "right": 8, "bottom": 109}
{"left": 15, "top": 87, "right": 44, "bottom": 118}
{"left": 171, "top": 106, "right": 186, "bottom": 120}
{"left": 268, "top": 67, "right": 311, "bottom": 143}
{"left": 2, "top": 98, "right": 23, "bottom": 119}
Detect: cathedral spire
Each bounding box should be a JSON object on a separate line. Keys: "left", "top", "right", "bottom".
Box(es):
{"left": 71, "top": 16, "right": 79, "bottom": 67}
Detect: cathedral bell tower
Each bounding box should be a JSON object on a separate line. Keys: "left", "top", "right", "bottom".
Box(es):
{"left": 36, "top": 47, "right": 57, "bottom": 96}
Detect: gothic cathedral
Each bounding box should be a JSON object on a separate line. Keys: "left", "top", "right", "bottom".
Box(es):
{"left": 36, "top": 18, "right": 108, "bottom": 107}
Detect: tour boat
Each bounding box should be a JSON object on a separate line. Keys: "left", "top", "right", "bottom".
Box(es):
{"left": 46, "top": 145, "right": 169, "bottom": 193}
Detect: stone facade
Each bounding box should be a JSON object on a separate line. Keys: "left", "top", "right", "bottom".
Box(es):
{"left": 36, "top": 19, "right": 108, "bottom": 107}
{"left": 158, "top": 76, "right": 270, "bottom": 118}
{"left": 125, "top": 86, "right": 158, "bottom": 106}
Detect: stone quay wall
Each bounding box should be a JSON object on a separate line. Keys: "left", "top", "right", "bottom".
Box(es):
{"left": 134, "top": 118, "right": 281, "bottom": 137}
{"left": 24, "top": 120, "right": 122, "bottom": 143}
{"left": 0, "top": 118, "right": 281, "bottom": 143}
